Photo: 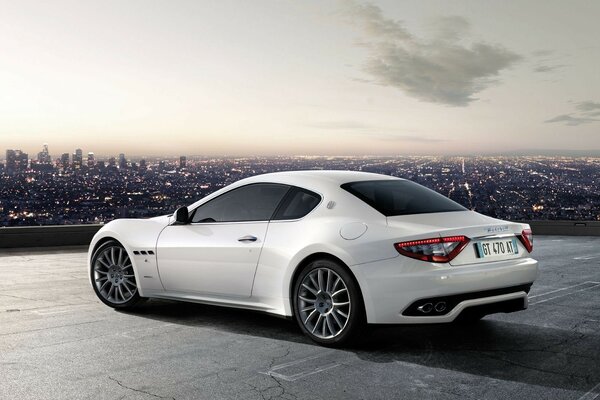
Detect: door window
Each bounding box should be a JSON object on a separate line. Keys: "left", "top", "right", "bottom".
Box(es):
{"left": 191, "top": 183, "right": 289, "bottom": 223}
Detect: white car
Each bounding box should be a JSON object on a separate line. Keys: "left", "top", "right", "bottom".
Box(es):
{"left": 89, "top": 170, "right": 538, "bottom": 345}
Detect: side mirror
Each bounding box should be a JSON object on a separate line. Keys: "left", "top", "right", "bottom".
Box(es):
{"left": 173, "top": 206, "right": 189, "bottom": 225}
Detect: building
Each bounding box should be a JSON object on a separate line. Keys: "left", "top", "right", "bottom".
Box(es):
{"left": 179, "top": 156, "right": 187, "bottom": 169}
{"left": 73, "top": 148, "right": 83, "bottom": 169}
{"left": 5, "top": 149, "right": 28, "bottom": 173}
{"left": 87, "top": 152, "right": 95, "bottom": 167}
{"left": 37, "top": 144, "right": 51, "bottom": 164}
{"left": 61, "top": 153, "right": 70, "bottom": 168}
{"left": 6, "top": 150, "right": 16, "bottom": 171}
{"left": 119, "top": 153, "right": 127, "bottom": 169}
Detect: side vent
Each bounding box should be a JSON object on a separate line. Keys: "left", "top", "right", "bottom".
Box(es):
{"left": 133, "top": 250, "right": 155, "bottom": 256}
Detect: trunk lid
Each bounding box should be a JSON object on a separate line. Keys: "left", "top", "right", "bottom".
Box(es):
{"left": 386, "top": 211, "right": 528, "bottom": 266}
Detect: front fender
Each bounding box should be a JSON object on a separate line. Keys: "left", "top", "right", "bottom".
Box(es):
{"left": 87, "top": 217, "right": 169, "bottom": 296}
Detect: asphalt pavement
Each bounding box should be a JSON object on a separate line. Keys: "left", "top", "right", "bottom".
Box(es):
{"left": 0, "top": 236, "right": 599, "bottom": 400}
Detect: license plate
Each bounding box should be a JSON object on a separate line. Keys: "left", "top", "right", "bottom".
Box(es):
{"left": 475, "top": 238, "right": 519, "bottom": 258}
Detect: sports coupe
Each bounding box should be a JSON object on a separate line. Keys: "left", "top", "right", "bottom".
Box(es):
{"left": 89, "top": 170, "right": 538, "bottom": 345}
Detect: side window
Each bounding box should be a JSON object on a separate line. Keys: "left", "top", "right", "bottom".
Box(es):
{"left": 191, "top": 184, "right": 289, "bottom": 223}
{"left": 272, "top": 187, "right": 321, "bottom": 220}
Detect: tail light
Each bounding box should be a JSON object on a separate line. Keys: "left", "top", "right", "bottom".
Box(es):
{"left": 394, "top": 236, "right": 470, "bottom": 263}
{"left": 518, "top": 228, "right": 533, "bottom": 253}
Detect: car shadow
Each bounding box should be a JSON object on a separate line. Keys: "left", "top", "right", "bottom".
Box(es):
{"left": 119, "top": 299, "right": 600, "bottom": 393}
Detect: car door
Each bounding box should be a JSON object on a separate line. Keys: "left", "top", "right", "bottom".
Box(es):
{"left": 156, "top": 183, "right": 290, "bottom": 297}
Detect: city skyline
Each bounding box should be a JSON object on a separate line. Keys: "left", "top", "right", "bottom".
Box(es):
{"left": 1, "top": 1, "right": 600, "bottom": 156}
{"left": 8, "top": 142, "right": 600, "bottom": 164}
{"left": 2, "top": 151, "right": 599, "bottom": 226}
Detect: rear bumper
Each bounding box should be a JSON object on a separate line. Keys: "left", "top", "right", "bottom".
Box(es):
{"left": 350, "top": 256, "right": 538, "bottom": 324}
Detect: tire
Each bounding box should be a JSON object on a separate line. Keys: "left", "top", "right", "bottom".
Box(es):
{"left": 91, "top": 240, "right": 141, "bottom": 309}
{"left": 292, "top": 258, "right": 365, "bottom": 346}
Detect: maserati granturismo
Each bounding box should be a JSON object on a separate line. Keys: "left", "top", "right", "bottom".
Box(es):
{"left": 89, "top": 170, "right": 538, "bottom": 345}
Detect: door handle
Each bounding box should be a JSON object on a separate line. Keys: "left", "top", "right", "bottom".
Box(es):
{"left": 238, "top": 235, "right": 258, "bottom": 243}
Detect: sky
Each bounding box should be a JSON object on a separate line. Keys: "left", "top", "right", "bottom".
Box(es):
{"left": 1, "top": 0, "right": 599, "bottom": 157}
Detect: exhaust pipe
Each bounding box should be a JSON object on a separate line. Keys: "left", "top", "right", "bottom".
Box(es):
{"left": 417, "top": 303, "right": 433, "bottom": 313}
{"left": 434, "top": 302, "right": 447, "bottom": 313}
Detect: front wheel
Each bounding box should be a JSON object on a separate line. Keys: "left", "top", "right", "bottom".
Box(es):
{"left": 293, "top": 259, "right": 365, "bottom": 346}
{"left": 91, "top": 240, "right": 141, "bottom": 309}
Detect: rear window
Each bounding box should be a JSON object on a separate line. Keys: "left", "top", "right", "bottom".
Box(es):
{"left": 341, "top": 180, "right": 467, "bottom": 217}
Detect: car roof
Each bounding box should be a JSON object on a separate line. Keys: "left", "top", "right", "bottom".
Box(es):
{"left": 186, "top": 170, "right": 402, "bottom": 214}
{"left": 238, "top": 170, "right": 402, "bottom": 190}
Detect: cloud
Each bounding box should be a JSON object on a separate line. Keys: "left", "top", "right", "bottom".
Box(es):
{"left": 340, "top": 1, "right": 521, "bottom": 106}
{"left": 534, "top": 64, "right": 566, "bottom": 73}
{"left": 531, "top": 49, "right": 569, "bottom": 74}
{"left": 429, "top": 15, "right": 470, "bottom": 42}
{"left": 545, "top": 100, "right": 600, "bottom": 125}
{"left": 544, "top": 114, "right": 598, "bottom": 126}
{"left": 575, "top": 101, "right": 600, "bottom": 113}
{"left": 341, "top": 2, "right": 412, "bottom": 40}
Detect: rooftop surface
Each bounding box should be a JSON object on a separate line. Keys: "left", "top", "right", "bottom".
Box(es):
{"left": 1, "top": 236, "right": 599, "bottom": 400}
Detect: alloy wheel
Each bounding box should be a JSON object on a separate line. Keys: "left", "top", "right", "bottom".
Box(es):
{"left": 297, "top": 267, "right": 351, "bottom": 339}
{"left": 93, "top": 245, "right": 137, "bottom": 305}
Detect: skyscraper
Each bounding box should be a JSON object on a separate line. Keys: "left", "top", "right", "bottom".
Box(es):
{"left": 6, "top": 150, "right": 16, "bottom": 172}
{"left": 60, "top": 153, "right": 70, "bottom": 168}
{"left": 73, "top": 148, "right": 83, "bottom": 169}
{"left": 179, "top": 156, "right": 187, "bottom": 169}
{"left": 6, "top": 149, "right": 28, "bottom": 173}
{"left": 119, "top": 153, "right": 126, "bottom": 169}
{"left": 37, "top": 143, "right": 51, "bottom": 164}
{"left": 87, "top": 152, "right": 95, "bottom": 167}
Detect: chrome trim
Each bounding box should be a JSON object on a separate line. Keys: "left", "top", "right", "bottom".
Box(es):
{"left": 472, "top": 233, "right": 519, "bottom": 240}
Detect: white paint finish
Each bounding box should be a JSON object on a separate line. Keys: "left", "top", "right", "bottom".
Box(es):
{"left": 339, "top": 222, "right": 368, "bottom": 240}
{"left": 156, "top": 222, "right": 268, "bottom": 297}
{"left": 88, "top": 170, "right": 539, "bottom": 324}
{"left": 87, "top": 216, "right": 170, "bottom": 295}
{"left": 386, "top": 212, "right": 531, "bottom": 266}
{"left": 352, "top": 256, "right": 537, "bottom": 324}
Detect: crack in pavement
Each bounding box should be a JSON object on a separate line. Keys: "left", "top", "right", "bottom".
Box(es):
{"left": 108, "top": 376, "right": 176, "bottom": 400}
{"left": 268, "top": 345, "right": 292, "bottom": 370}
{"left": 245, "top": 376, "right": 298, "bottom": 400}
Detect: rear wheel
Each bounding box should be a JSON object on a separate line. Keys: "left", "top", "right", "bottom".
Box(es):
{"left": 293, "top": 259, "right": 364, "bottom": 346}
{"left": 91, "top": 240, "right": 141, "bottom": 309}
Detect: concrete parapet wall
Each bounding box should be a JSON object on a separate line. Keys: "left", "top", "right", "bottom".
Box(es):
{"left": 0, "top": 225, "right": 102, "bottom": 248}
{"left": 522, "top": 220, "right": 600, "bottom": 236}
{"left": 0, "top": 220, "right": 599, "bottom": 249}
